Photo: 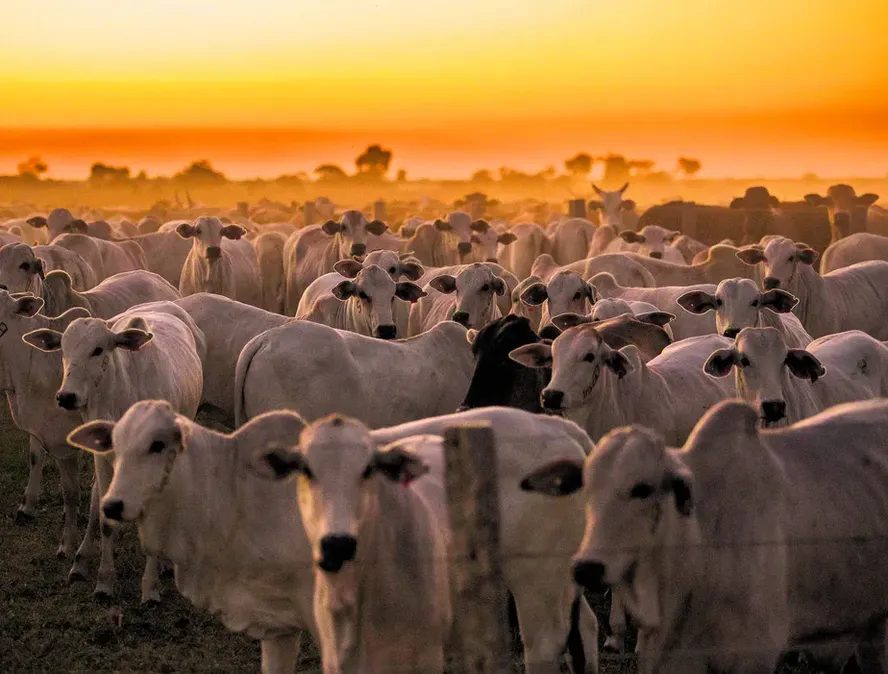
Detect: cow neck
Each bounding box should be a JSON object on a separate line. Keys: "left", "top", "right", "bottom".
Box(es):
{"left": 203, "top": 256, "right": 231, "bottom": 297}
{"left": 572, "top": 364, "right": 651, "bottom": 442}
{"left": 787, "top": 264, "right": 825, "bottom": 337}
{"left": 342, "top": 298, "right": 373, "bottom": 337}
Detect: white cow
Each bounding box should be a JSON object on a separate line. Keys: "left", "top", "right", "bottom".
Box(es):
{"left": 739, "top": 237, "right": 888, "bottom": 339}
{"left": 403, "top": 211, "right": 487, "bottom": 267}
{"left": 177, "top": 216, "right": 261, "bottom": 305}
{"left": 590, "top": 272, "right": 716, "bottom": 340}
{"left": 253, "top": 231, "right": 287, "bottom": 313}
{"left": 296, "top": 263, "right": 425, "bottom": 339}
{"left": 25, "top": 208, "right": 87, "bottom": 241}
{"left": 530, "top": 253, "right": 656, "bottom": 288}
{"left": 589, "top": 183, "right": 630, "bottom": 227}
{"left": 547, "top": 218, "right": 597, "bottom": 265}
{"left": 0, "top": 242, "right": 97, "bottom": 294}
{"left": 677, "top": 278, "right": 812, "bottom": 346}
{"left": 235, "top": 320, "right": 473, "bottom": 428}
{"left": 518, "top": 270, "right": 597, "bottom": 328}
{"left": 498, "top": 222, "right": 550, "bottom": 279}
{"left": 820, "top": 232, "right": 888, "bottom": 274}
{"left": 408, "top": 263, "right": 507, "bottom": 335}
{"left": 624, "top": 245, "right": 761, "bottom": 286}
{"left": 605, "top": 225, "right": 685, "bottom": 264}
{"left": 468, "top": 223, "right": 517, "bottom": 264}
{"left": 704, "top": 327, "right": 888, "bottom": 427}
{"left": 41, "top": 270, "right": 180, "bottom": 319}
{"left": 510, "top": 327, "right": 733, "bottom": 443}
{"left": 23, "top": 303, "right": 205, "bottom": 600}
{"left": 67, "top": 401, "right": 316, "bottom": 674}
{"left": 122, "top": 229, "right": 192, "bottom": 286}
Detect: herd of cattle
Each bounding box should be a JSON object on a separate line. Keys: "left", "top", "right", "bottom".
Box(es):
{"left": 3, "top": 181, "right": 888, "bottom": 674}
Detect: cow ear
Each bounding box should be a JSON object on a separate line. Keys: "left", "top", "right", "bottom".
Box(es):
{"left": 14, "top": 295, "right": 44, "bottom": 317}
{"left": 67, "top": 420, "right": 115, "bottom": 454}
{"left": 22, "top": 328, "right": 63, "bottom": 352}
{"left": 497, "top": 231, "right": 517, "bottom": 246}
{"left": 491, "top": 277, "right": 506, "bottom": 296}
{"left": 666, "top": 230, "right": 681, "bottom": 243}
{"left": 509, "top": 343, "right": 552, "bottom": 369}
{"left": 470, "top": 219, "right": 490, "bottom": 233}
{"left": 602, "top": 348, "right": 629, "bottom": 379}
{"left": 635, "top": 311, "right": 675, "bottom": 327}
{"left": 365, "top": 219, "right": 388, "bottom": 236}
{"left": 250, "top": 447, "right": 311, "bottom": 481}
{"left": 795, "top": 248, "right": 818, "bottom": 265}
{"left": 785, "top": 349, "right": 826, "bottom": 383}
{"left": 736, "top": 246, "right": 765, "bottom": 265}
{"left": 333, "top": 259, "right": 363, "bottom": 278}
{"left": 668, "top": 470, "right": 694, "bottom": 517}
{"left": 538, "top": 323, "right": 562, "bottom": 340}
{"left": 519, "top": 282, "right": 548, "bottom": 306}
{"left": 321, "top": 220, "right": 343, "bottom": 236}
{"left": 759, "top": 289, "right": 798, "bottom": 314}
{"left": 175, "top": 223, "right": 197, "bottom": 239}
{"left": 115, "top": 328, "right": 154, "bottom": 351}
{"left": 620, "top": 230, "right": 644, "bottom": 244}
{"left": 429, "top": 274, "right": 457, "bottom": 294}
{"left": 676, "top": 290, "right": 717, "bottom": 315}
{"left": 44, "top": 269, "right": 73, "bottom": 290}
{"left": 331, "top": 280, "right": 357, "bottom": 301}
{"left": 704, "top": 348, "right": 738, "bottom": 377}
{"left": 26, "top": 216, "right": 48, "bottom": 228}
{"left": 395, "top": 282, "right": 426, "bottom": 303}
{"left": 433, "top": 218, "right": 452, "bottom": 232}
{"left": 859, "top": 193, "right": 879, "bottom": 206}
{"left": 399, "top": 260, "right": 424, "bottom": 281}
{"left": 550, "top": 312, "right": 591, "bottom": 331}
{"left": 519, "top": 459, "right": 583, "bottom": 496}
{"left": 585, "top": 282, "right": 599, "bottom": 302}
{"left": 804, "top": 194, "right": 830, "bottom": 207}
{"left": 367, "top": 445, "right": 429, "bottom": 484}
{"left": 221, "top": 224, "right": 246, "bottom": 240}
{"left": 465, "top": 328, "right": 478, "bottom": 345}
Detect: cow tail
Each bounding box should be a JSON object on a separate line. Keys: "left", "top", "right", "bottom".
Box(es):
{"left": 565, "top": 593, "right": 586, "bottom": 674}
{"left": 233, "top": 332, "right": 265, "bottom": 428}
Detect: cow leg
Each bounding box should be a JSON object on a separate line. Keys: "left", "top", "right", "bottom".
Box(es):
{"left": 69, "top": 472, "right": 100, "bottom": 583}
{"left": 603, "top": 589, "right": 627, "bottom": 653}
{"left": 16, "top": 436, "right": 46, "bottom": 522}
{"left": 93, "top": 455, "right": 118, "bottom": 598}
{"left": 56, "top": 452, "right": 81, "bottom": 558}
{"left": 140, "top": 555, "right": 161, "bottom": 604}
{"left": 260, "top": 633, "right": 302, "bottom": 674}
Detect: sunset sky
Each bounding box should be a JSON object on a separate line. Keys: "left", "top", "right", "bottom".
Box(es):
{"left": 2, "top": 0, "right": 887, "bottom": 179}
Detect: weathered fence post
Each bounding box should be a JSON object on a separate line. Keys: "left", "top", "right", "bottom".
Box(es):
{"left": 372, "top": 200, "right": 387, "bottom": 222}
{"left": 568, "top": 198, "right": 587, "bottom": 218}
{"left": 443, "top": 422, "right": 511, "bottom": 673}
{"left": 302, "top": 201, "right": 317, "bottom": 227}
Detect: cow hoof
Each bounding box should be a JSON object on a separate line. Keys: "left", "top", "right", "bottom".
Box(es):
{"left": 13, "top": 508, "right": 35, "bottom": 524}
{"left": 56, "top": 546, "right": 69, "bottom": 559}
{"left": 68, "top": 568, "right": 88, "bottom": 584}
{"left": 94, "top": 587, "right": 114, "bottom": 602}
{"left": 602, "top": 637, "right": 624, "bottom": 654}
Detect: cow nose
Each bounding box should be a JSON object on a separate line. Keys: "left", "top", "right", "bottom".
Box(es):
{"left": 457, "top": 242, "right": 472, "bottom": 255}
{"left": 56, "top": 391, "right": 78, "bottom": 410}
{"left": 318, "top": 535, "right": 358, "bottom": 573}
{"left": 206, "top": 246, "right": 222, "bottom": 261}
{"left": 649, "top": 251, "right": 663, "bottom": 259}
{"left": 350, "top": 243, "right": 366, "bottom": 257}
{"left": 541, "top": 389, "right": 564, "bottom": 410}
{"left": 723, "top": 328, "right": 740, "bottom": 339}
{"left": 452, "top": 311, "right": 470, "bottom": 326}
{"left": 376, "top": 325, "right": 397, "bottom": 340}
{"left": 102, "top": 499, "right": 124, "bottom": 522}
{"left": 763, "top": 277, "right": 780, "bottom": 290}
{"left": 761, "top": 400, "right": 787, "bottom": 423}
{"left": 573, "top": 560, "right": 608, "bottom": 593}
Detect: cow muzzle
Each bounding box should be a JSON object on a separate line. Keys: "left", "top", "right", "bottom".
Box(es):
{"left": 56, "top": 391, "right": 79, "bottom": 410}
{"left": 649, "top": 251, "right": 663, "bottom": 259}
{"left": 763, "top": 277, "right": 780, "bottom": 290}
{"left": 572, "top": 559, "right": 608, "bottom": 593}
{"left": 318, "top": 534, "right": 358, "bottom": 572}
{"left": 376, "top": 324, "right": 397, "bottom": 340}
{"left": 206, "top": 246, "right": 222, "bottom": 262}
{"left": 102, "top": 499, "right": 125, "bottom": 522}
{"left": 541, "top": 388, "right": 565, "bottom": 412}
{"left": 761, "top": 400, "right": 787, "bottom": 424}
{"left": 452, "top": 311, "right": 470, "bottom": 326}
{"left": 722, "top": 327, "right": 740, "bottom": 339}
{"left": 350, "top": 243, "right": 367, "bottom": 257}
{"left": 457, "top": 242, "right": 472, "bottom": 255}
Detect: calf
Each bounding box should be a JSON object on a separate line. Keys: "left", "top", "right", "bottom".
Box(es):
{"left": 607, "top": 225, "right": 684, "bottom": 263}
{"left": 518, "top": 270, "right": 596, "bottom": 329}
{"left": 408, "top": 262, "right": 506, "bottom": 335}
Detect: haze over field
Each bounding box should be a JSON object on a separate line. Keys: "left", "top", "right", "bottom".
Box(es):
{"left": 2, "top": 0, "right": 887, "bottom": 180}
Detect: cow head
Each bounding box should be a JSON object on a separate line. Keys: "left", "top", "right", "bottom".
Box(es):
{"left": 519, "top": 270, "right": 597, "bottom": 322}
{"left": 330, "top": 264, "right": 425, "bottom": 339}
{"left": 433, "top": 211, "right": 488, "bottom": 259}
{"left": 0, "top": 243, "right": 46, "bottom": 293}
{"left": 591, "top": 183, "right": 630, "bottom": 227}
{"left": 620, "top": 225, "right": 680, "bottom": 260}
{"left": 738, "top": 237, "right": 817, "bottom": 292}
{"left": 429, "top": 263, "right": 506, "bottom": 329}
{"left": 677, "top": 278, "right": 798, "bottom": 338}
{"left": 176, "top": 216, "right": 245, "bottom": 263}
{"left": 470, "top": 227, "right": 517, "bottom": 263}
{"left": 355, "top": 249, "right": 425, "bottom": 282}
{"left": 804, "top": 184, "right": 879, "bottom": 239}
{"left": 321, "top": 210, "right": 388, "bottom": 258}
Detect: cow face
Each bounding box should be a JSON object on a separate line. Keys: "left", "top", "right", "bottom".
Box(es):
{"left": 591, "top": 183, "right": 630, "bottom": 227}
{"left": 433, "top": 211, "right": 488, "bottom": 260}
{"left": 520, "top": 271, "right": 596, "bottom": 322}
{"left": 704, "top": 327, "right": 824, "bottom": 427}
{"left": 519, "top": 425, "right": 692, "bottom": 629}
{"left": 0, "top": 243, "right": 45, "bottom": 293}
{"left": 620, "top": 225, "right": 680, "bottom": 260}
{"left": 754, "top": 238, "right": 818, "bottom": 291}
{"left": 321, "top": 210, "right": 388, "bottom": 258}
{"left": 67, "top": 400, "right": 184, "bottom": 522}
{"left": 805, "top": 184, "right": 879, "bottom": 234}
{"left": 254, "top": 415, "right": 428, "bottom": 573}
{"left": 176, "top": 216, "right": 245, "bottom": 263}
{"left": 677, "top": 278, "right": 798, "bottom": 338}
{"left": 357, "top": 249, "right": 424, "bottom": 282}
{"left": 509, "top": 324, "right": 631, "bottom": 414}
{"left": 429, "top": 263, "right": 506, "bottom": 329}
{"left": 470, "top": 227, "right": 517, "bottom": 263}
{"left": 331, "top": 264, "right": 425, "bottom": 339}
{"left": 23, "top": 316, "right": 153, "bottom": 411}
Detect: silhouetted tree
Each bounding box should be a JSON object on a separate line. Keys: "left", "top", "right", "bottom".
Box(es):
{"left": 599, "top": 154, "right": 657, "bottom": 184}
{"left": 471, "top": 169, "right": 494, "bottom": 183}
{"left": 174, "top": 160, "right": 226, "bottom": 184}
{"left": 396, "top": 169, "right": 407, "bottom": 182}
{"left": 355, "top": 144, "right": 392, "bottom": 177}
{"left": 89, "top": 162, "right": 131, "bottom": 184}
{"left": 677, "top": 157, "right": 702, "bottom": 177}
{"left": 564, "top": 153, "right": 593, "bottom": 176}
{"left": 17, "top": 156, "right": 48, "bottom": 179}
{"left": 314, "top": 164, "right": 348, "bottom": 182}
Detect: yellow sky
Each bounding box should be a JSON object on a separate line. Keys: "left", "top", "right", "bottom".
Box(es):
{"left": 2, "top": 0, "right": 887, "bottom": 177}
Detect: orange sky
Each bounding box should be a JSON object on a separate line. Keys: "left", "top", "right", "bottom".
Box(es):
{"left": 2, "top": 0, "right": 887, "bottom": 179}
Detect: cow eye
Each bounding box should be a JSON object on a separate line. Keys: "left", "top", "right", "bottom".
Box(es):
{"left": 19, "top": 262, "right": 30, "bottom": 271}
{"left": 582, "top": 352, "right": 595, "bottom": 363}
{"left": 358, "top": 291, "right": 370, "bottom": 301}
{"left": 91, "top": 347, "right": 103, "bottom": 357}
{"left": 148, "top": 440, "right": 165, "bottom": 454}
{"left": 389, "top": 267, "right": 396, "bottom": 274}
{"left": 715, "top": 299, "right": 723, "bottom": 307}
{"left": 751, "top": 299, "right": 759, "bottom": 307}
{"left": 739, "top": 356, "right": 751, "bottom": 367}
{"left": 630, "top": 483, "right": 654, "bottom": 499}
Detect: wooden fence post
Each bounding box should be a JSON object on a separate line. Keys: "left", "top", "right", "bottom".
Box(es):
{"left": 443, "top": 422, "right": 511, "bottom": 674}
{"left": 373, "top": 200, "right": 387, "bottom": 222}
{"left": 302, "top": 201, "right": 317, "bottom": 227}
{"left": 568, "top": 198, "right": 587, "bottom": 218}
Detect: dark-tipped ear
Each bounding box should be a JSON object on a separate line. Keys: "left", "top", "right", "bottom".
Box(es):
{"left": 550, "top": 312, "right": 591, "bottom": 331}
{"left": 429, "top": 274, "right": 457, "bottom": 294}
{"left": 175, "top": 223, "right": 197, "bottom": 239}
{"left": 395, "top": 282, "right": 426, "bottom": 303}
{"left": 509, "top": 343, "right": 553, "bottom": 369}
{"left": 676, "top": 290, "right": 717, "bottom": 315}
{"left": 497, "top": 232, "right": 517, "bottom": 245}
{"left": 538, "top": 324, "right": 562, "bottom": 340}
{"left": 251, "top": 447, "right": 311, "bottom": 481}
{"left": 858, "top": 193, "right": 879, "bottom": 207}
{"left": 21, "top": 257, "right": 44, "bottom": 277}
{"left": 365, "top": 219, "right": 388, "bottom": 236}
{"left": 736, "top": 247, "right": 765, "bottom": 265}
{"left": 14, "top": 294, "right": 44, "bottom": 317}
{"left": 26, "top": 216, "right": 48, "bottom": 228}
{"left": 470, "top": 219, "right": 490, "bottom": 233}
{"left": 67, "top": 420, "right": 115, "bottom": 454}
{"left": 491, "top": 277, "right": 506, "bottom": 296}
{"left": 321, "top": 219, "right": 343, "bottom": 236}
{"left": 668, "top": 471, "right": 693, "bottom": 517}
{"left": 433, "top": 218, "right": 452, "bottom": 232}
{"left": 114, "top": 328, "right": 154, "bottom": 351}
{"left": 804, "top": 194, "right": 830, "bottom": 207}
{"left": 221, "top": 224, "right": 246, "bottom": 240}
{"left": 68, "top": 219, "right": 89, "bottom": 234}
{"left": 635, "top": 311, "right": 675, "bottom": 327}
{"left": 399, "top": 260, "right": 424, "bottom": 281}
{"left": 367, "top": 445, "right": 429, "bottom": 484}
{"left": 619, "top": 230, "right": 644, "bottom": 244}
{"left": 704, "top": 348, "right": 738, "bottom": 377}
{"left": 519, "top": 282, "right": 548, "bottom": 306}
{"left": 602, "top": 348, "right": 629, "bottom": 379}
{"left": 785, "top": 349, "right": 826, "bottom": 383}
{"left": 331, "top": 280, "right": 357, "bottom": 301}
{"left": 759, "top": 289, "right": 798, "bottom": 314}
{"left": 333, "top": 259, "right": 363, "bottom": 278}
{"left": 519, "top": 459, "right": 583, "bottom": 496}
{"left": 22, "top": 328, "right": 63, "bottom": 352}
{"left": 795, "top": 248, "right": 818, "bottom": 265}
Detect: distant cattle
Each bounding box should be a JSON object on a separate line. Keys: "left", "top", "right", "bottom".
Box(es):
{"left": 0, "top": 242, "right": 97, "bottom": 294}
{"left": 604, "top": 225, "right": 684, "bottom": 263}
{"left": 497, "top": 222, "right": 549, "bottom": 279}
{"left": 252, "top": 231, "right": 287, "bottom": 313}
{"left": 588, "top": 183, "right": 631, "bottom": 228}
{"left": 404, "top": 211, "right": 489, "bottom": 266}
